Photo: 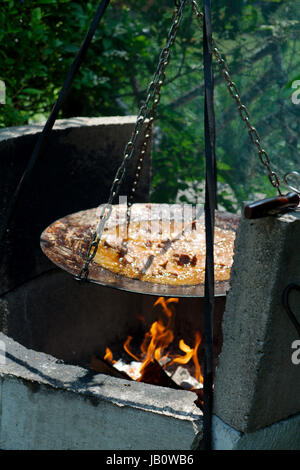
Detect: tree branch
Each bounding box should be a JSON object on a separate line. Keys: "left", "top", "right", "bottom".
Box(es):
{"left": 166, "top": 40, "right": 275, "bottom": 109}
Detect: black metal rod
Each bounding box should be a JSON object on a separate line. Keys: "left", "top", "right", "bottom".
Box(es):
{"left": 0, "top": 0, "right": 110, "bottom": 247}
{"left": 202, "top": 0, "right": 216, "bottom": 451}
{"left": 282, "top": 283, "right": 300, "bottom": 338}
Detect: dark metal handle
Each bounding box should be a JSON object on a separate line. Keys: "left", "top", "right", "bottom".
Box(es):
{"left": 244, "top": 192, "right": 299, "bottom": 219}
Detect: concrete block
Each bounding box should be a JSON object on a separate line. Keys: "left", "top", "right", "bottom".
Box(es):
{"left": 212, "top": 413, "right": 300, "bottom": 450}
{"left": 213, "top": 212, "right": 300, "bottom": 432}
{"left": 212, "top": 415, "right": 242, "bottom": 450}
{"left": 235, "top": 412, "right": 300, "bottom": 450}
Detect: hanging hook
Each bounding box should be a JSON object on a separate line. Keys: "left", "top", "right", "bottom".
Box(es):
{"left": 282, "top": 283, "right": 300, "bottom": 338}
{"left": 284, "top": 171, "right": 300, "bottom": 195}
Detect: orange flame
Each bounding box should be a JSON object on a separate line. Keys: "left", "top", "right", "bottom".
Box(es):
{"left": 121, "top": 297, "right": 203, "bottom": 386}
{"left": 123, "top": 336, "right": 140, "bottom": 362}
{"left": 104, "top": 347, "right": 116, "bottom": 364}
{"left": 193, "top": 331, "right": 203, "bottom": 384}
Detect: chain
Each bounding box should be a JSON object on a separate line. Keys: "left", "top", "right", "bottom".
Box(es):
{"left": 77, "top": 0, "right": 282, "bottom": 281}
{"left": 190, "top": 0, "right": 282, "bottom": 195}
{"left": 128, "top": 0, "right": 188, "bottom": 208}
{"left": 77, "top": 0, "right": 187, "bottom": 281}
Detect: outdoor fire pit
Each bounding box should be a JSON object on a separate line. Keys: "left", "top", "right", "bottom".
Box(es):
{"left": 1, "top": 117, "right": 300, "bottom": 450}
{"left": 0, "top": 117, "right": 207, "bottom": 450}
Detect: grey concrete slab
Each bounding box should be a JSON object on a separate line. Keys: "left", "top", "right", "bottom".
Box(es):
{"left": 0, "top": 332, "right": 203, "bottom": 450}
{"left": 235, "top": 412, "right": 300, "bottom": 450}
{"left": 212, "top": 415, "right": 242, "bottom": 450}
{"left": 212, "top": 413, "right": 300, "bottom": 450}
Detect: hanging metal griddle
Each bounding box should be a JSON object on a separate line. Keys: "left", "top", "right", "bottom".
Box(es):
{"left": 40, "top": 203, "right": 239, "bottom": 298}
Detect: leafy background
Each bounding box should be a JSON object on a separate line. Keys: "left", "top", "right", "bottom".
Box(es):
{"left": 1, "top": 0, "right": 300, "bottom": 212}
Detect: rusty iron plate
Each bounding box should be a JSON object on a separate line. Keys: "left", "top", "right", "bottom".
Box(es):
{"left": 40, "top": 203, "right": 239, "bottom": 298}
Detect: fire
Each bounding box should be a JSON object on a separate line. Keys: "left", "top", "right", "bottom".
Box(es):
{"left": 104, "top": 347, "right": 116, "bottom": 364}
{"left": 123, "top": 336, "right": 140, "bottom": 362}
{"left": 169, "top": 332, "right": 203, "bottom": 384}
{"left": 138, "top": 297, "right": 177, "bottom": 377}
{"left": 105, "top": 297, "right": 203, "bottom": 388}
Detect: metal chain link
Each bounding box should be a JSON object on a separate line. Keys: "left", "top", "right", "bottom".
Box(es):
{"left": 128, "top": 0, "right": 188, "bottom": 208}
{"left": 77, "top": 0, "right": 187, "bottom": 281}
{"left": 190, "top": 0, "right": 282, "bottom": 195}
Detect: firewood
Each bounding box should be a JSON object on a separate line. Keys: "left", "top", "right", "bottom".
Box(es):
{"left": 90, "top": 354, "right": 132, "bottom": 381}
{"left": 138, "top": 359, "right": 182, "bottom": 390}
{"left": 193, "top": 388, "right": 204, "bottom": 410}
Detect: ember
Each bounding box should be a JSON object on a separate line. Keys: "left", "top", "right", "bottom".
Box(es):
{"left": 104, "top": 297, "right": 203, "bottom": 392}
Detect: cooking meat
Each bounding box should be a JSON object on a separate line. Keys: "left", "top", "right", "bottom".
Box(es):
{"left": 94, "top": 219, "right": 235, "bottom": 286}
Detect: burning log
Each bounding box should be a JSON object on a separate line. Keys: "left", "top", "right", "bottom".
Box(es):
{"left": 137, "top": 359, "right": 182, "bottom": 390}
{"left": 90, "top": 354, "right": 132, "bottom": 381}
{"left": 91, "top": 353, "right": 183, "bottom": 390}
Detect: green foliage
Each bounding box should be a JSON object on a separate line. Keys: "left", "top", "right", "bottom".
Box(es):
{"left": 1, "top": 0, "right": 300, "bottom": 212}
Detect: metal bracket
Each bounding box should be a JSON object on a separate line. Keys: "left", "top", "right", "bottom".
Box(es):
{"left": 282, "top": 283, "right": 300, "bottom": 338}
